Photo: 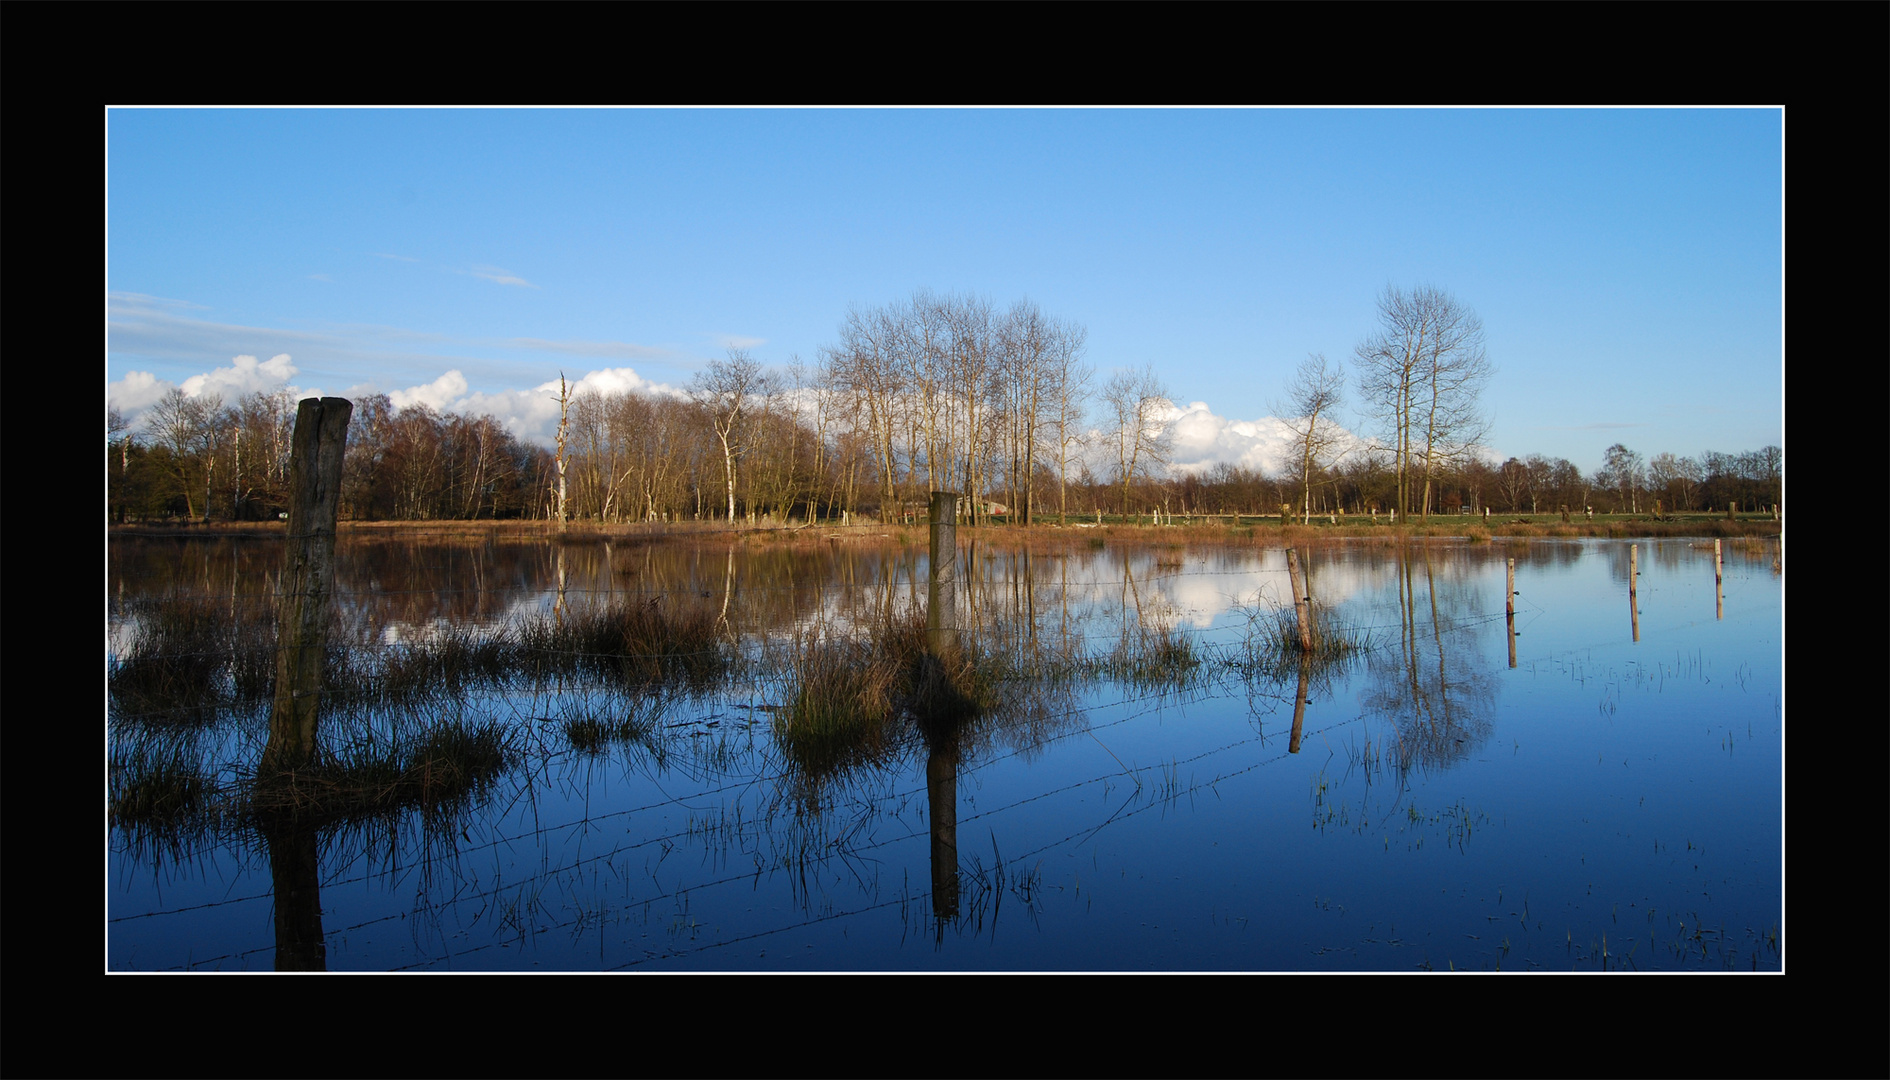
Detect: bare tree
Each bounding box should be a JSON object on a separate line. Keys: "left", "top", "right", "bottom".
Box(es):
{"left": 691, "top": 348, "right": 772, "bottom": 522}
{"left": 1355, "top": 286, "right": 1492, "bottom": 519}
{"left": 1272, "top": 353, "right": 1345, "bottom": 525}
{"left": 1600, "top": 443, "right": 1645, "bottom": 512}
{"left": 1102, "top": 365, "right": 1173, "bottom": 518}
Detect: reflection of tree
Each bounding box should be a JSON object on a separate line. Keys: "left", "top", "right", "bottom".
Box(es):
{"left": 1360, "top": 544, "right": 1497, "bottom": 773}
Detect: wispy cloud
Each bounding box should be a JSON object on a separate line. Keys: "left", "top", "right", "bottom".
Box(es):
{"left": 373, "top": 252, "right": 420, "bottom": 262}
{"left": 503, "top": 337, "right": 672, "bottom": 361}
{"left": 709, "top": 334, "right": 765, "bottom": 350}
{"left": 110, "top": 291, "right": 210, "bottom": 311}
{"left": 469, "top": 264, "right": 537, "bottom": 288}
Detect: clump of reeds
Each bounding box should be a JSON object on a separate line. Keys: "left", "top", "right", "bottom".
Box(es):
{"left": 775, "top": 635, "right": 906, "bottom": 775}
{"left": 563, "top": 697, "right": 666, "bottom": 754}
{"left": 1097, "top": 624, "right": 1204, "bottom": 688}
{"left": 375, "top": 624, "right": 515, "bottom": 700}
{"left": 1235, "top": 597, "right": 1368, "bottom": 683}
{"left": 517, "top": 597, "right": 727, "bottom": 690}
{"left": 250, "top": 720, "right": 515, "bottom": 822}
{"left": 110, "top": 594, "right": 277, "bottom": 723}
{"left": 773, "top": 609, "right": 997, "bottom": 780}
{"left": 110, "top": 747, "right": 220, "bottom": 834}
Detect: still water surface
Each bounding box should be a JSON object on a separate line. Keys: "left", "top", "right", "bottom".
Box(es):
{"left": 108, "top": 533, "right": 1782, "bottom": 971}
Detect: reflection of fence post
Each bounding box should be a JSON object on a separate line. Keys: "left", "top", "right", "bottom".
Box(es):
{"left": 1714, "top": 538, "right": 1724, "bottom": 620}
{"left": 1289, "top": 659, "right": 1308, "bottom": 753}
{"left": 1628, "top": 543, "right": 1640, "bottom": 642}
{"left": 1285, "top": 548, "right": 1314, "bottom": 652}
{"left": 260, "top": 815, "right": 328, "bottom": 970}
{"left": 1506, "top": 557, "right": 1517, "bottom": 669}
{"left": 928, "top": 491, "right": 959, "bottom": 657}
{"left": 262, "top": 398, "right": 352, "bottom": 777}
{"left": 927, "top": 741, "right": 960, "bottom": 921}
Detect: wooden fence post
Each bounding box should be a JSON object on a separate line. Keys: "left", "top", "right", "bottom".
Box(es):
{"left": 1285, "top": 547, "right": 1314, "bottom": 652}
{"left": 928, "top": 491, "right": 960, "bottom": 657}
{"left": 1506, "top": 557, "right": 1517, "bottom": 669}
{"left": 1628, "top": 543, "right": 1640, "bottom": 642}
{"left": 1714, "top": 538, "right": 1724, "bottom": 620}
{"left": 261, "top": 397, "right": 352, "bottom": 777}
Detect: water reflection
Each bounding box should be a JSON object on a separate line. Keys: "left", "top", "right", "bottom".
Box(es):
{"left": 109, "top": 531, "right": 1782, "bottom": 971}
{"left": 1358, "top": 544, "right": 1497, "bottom": 774}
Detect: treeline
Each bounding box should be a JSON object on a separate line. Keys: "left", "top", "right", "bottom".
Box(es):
{"left": 109, "top": 390, "right": 555, "bottom": 523}
{"left": 106, "top": 289, "right": 1781, "bottom": 526}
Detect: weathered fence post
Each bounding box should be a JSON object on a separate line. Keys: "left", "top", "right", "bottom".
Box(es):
{"left": 1628, "top": 543, "right": 1640, "bottom": 642}
{"left": 261, "top": 397, "right": 352, "bottom": 777}
{"left": 1506, "top": 557, "right": 1517, "bottom": 669}
{"left": 1714, "top": 537, "right": 1724, "bottom": 620}
{"left": 928, "top": 491, "right": 959, "bottom": 657}
{"left": 1285, "top": 547, "right": 1314, "bottom": 653}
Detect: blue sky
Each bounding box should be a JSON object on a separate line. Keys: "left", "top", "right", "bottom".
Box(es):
{"left": 107, "top": 107, "right": 1782, "bottom": 473}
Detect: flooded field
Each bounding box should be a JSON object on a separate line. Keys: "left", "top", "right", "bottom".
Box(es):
{"left": 108, "top": 530, "right": 1783, "bottom": 971}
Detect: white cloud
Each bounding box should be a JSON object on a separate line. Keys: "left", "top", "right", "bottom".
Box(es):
{"left": 1076, "top": 401, "right": 1368, "bottom": 479}
{"left": 371, "top": 366, "right": 684, "bottom": 444}
{"left": 388, "top": 369, "right": 470, "bottom": 412}
{"left": 470, "top": 265, "right": 536, "bottom": 288}
{"left": 548, "top": 367, "right": 686, "bottom": 401}
{"left": 108, "top": 370, "right": 171, "bottom": 413}
{"left": 179, "top": 353, "right": 300, "bottom": 399}
{"left": 110, "top": 353, "right": 307, "bottom": 425}
{"left": 1163, "top": 401, "right": 1301, "bottom": 475}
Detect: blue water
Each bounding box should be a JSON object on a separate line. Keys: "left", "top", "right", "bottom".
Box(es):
{"left": 108, "top": 535, "right": 1783, "bottom": 971}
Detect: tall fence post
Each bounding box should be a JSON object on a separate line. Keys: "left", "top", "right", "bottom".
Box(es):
{"left": 928, "top": 491, "right": 960, "bottom": 657}
{"left": 1628, "top": 543, "right": 1640, "bottom": 642}
{"left": 262, "top": 397, "right": 352, "bottom": 777}
{"left": 1714, "top": 538, "right": 1724, "bottom": 620}
{"left": 1285, "top": 547, "right": 1314, "bottom": 653}
{"left": 1506, "top": 557, "right": 1517, "bottom": 669}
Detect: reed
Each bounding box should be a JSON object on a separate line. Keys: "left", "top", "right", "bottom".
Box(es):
{"left": 250, "top": 719, "right": 515, "bottom": 821}
{"left": 109, "top": 593, "right": 278, "bottom": 723}
{"left": 516, "top": 597, "right": 728, "bottom": 690}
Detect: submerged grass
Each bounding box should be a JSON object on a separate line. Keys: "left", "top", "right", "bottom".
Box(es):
{"left": 1097, "top": 624, "right": 1205, "bottom": 688}
{"left": 249, "top": 719, "right": 517, "bottom": 823}
{"left": 773, "top": 609, "right": 998, "bottom": 782}
{"left": 562, "top": 696, "right": 668, "bottom": 754}
{"left": 518, "top": 598, "right": 728, "bottom": 691}
{"left": 109, "top": 594, "right": 278, "bottom": 722}
{"left": 111, "top": 592, "right": 731, "bottom": 728}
